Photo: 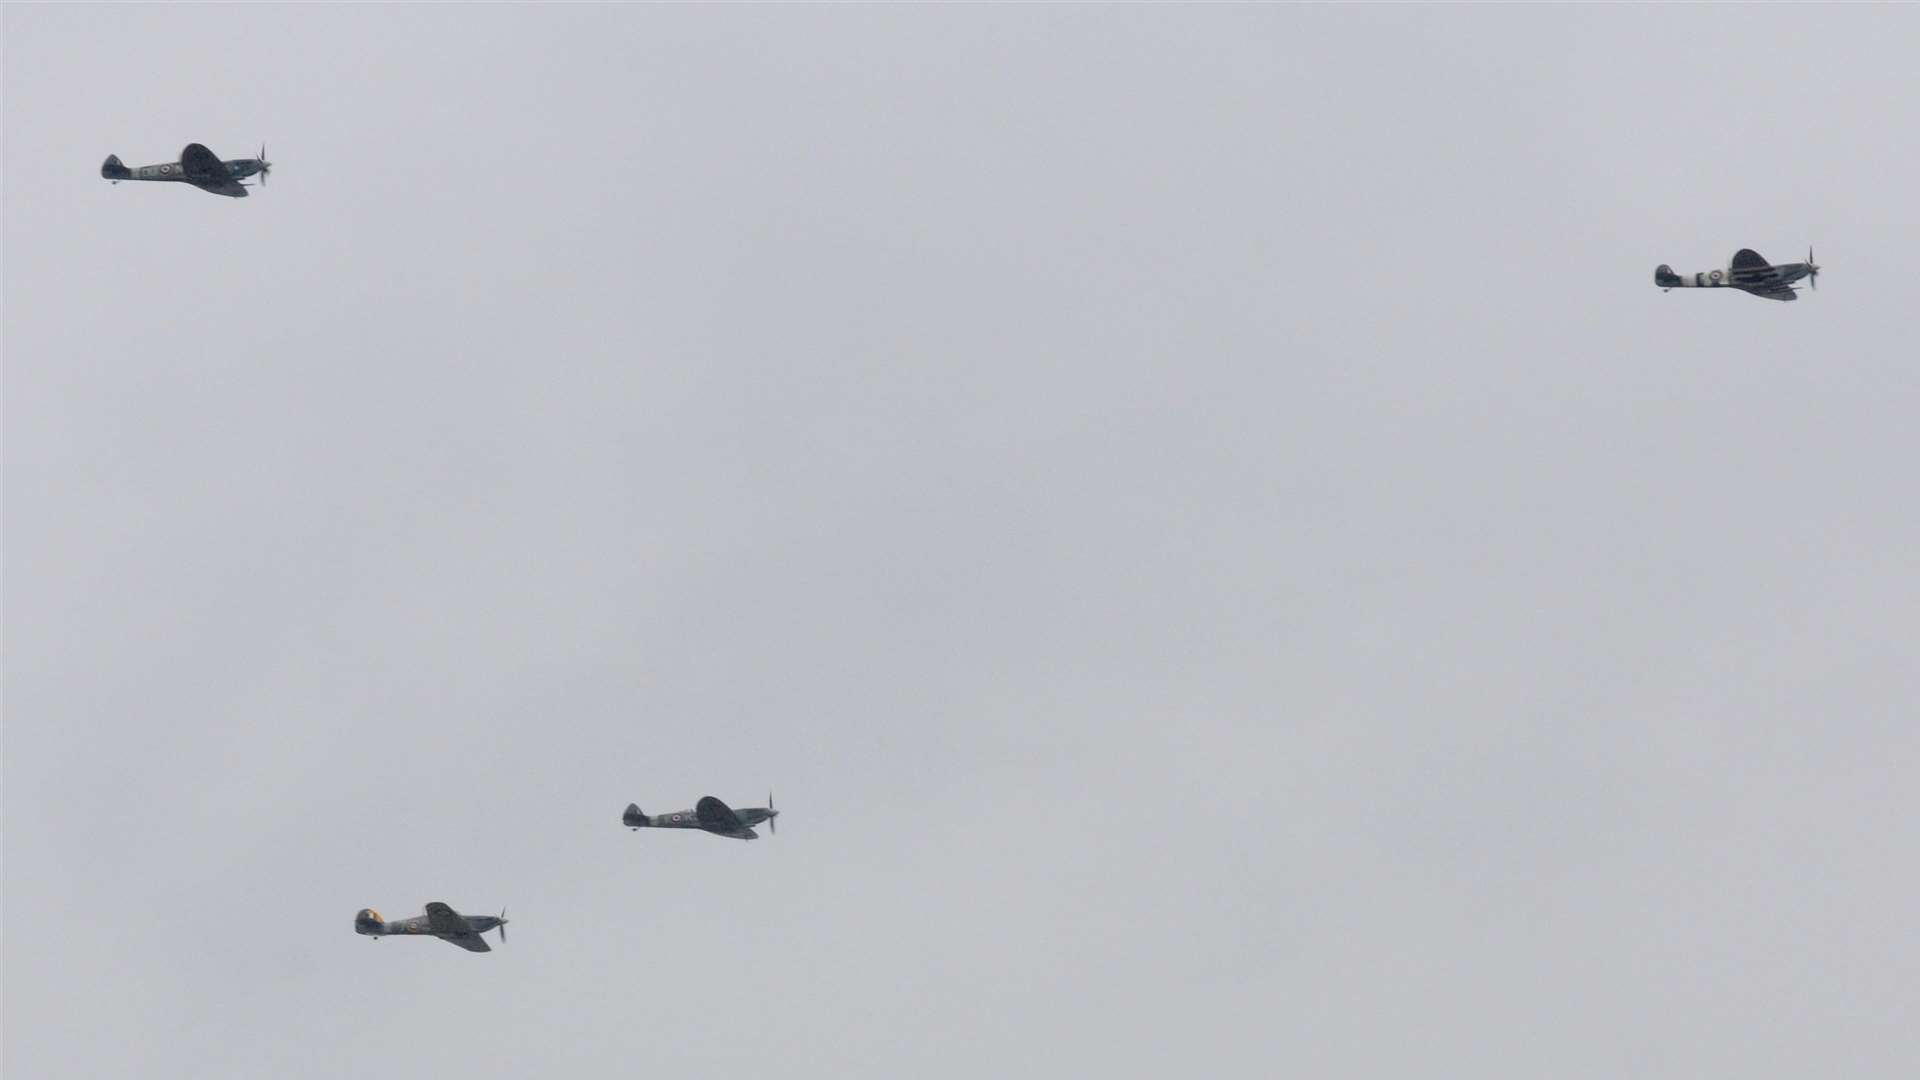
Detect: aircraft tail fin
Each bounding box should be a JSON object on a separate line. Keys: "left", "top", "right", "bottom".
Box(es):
{"left": 355, "top": 908, "right": 384, "bottom": 935}
{"left": 1654, "top": 264, "right": 1685, "bottom": 288}
{"left": 623, "top": 803, "right": 646, "bottom": 827}
{"left": 101, "top": 154, "right": 130, "bottom": 181}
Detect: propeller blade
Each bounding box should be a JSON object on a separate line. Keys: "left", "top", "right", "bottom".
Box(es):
{"left": 769, "top": 792, "right": 775, "bottom": 835}
{"left": 498, "top": 907, "right": 508, "bottom": 944}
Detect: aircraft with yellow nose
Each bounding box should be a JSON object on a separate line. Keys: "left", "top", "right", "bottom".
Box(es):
{"left": 355, "top": 902, "right": 507, "bottom": 953}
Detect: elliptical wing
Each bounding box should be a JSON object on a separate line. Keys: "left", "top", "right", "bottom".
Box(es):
{"left": 695, "top": 796, "right": 746, "bottom": 833}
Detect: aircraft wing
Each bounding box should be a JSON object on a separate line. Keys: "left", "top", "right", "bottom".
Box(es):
{"left": 1747, "top": 285, "right": 1798, "bottom": 302}
{"left": 424, "top": 902, "right": 471, "bottom": 936}
{"left": 695, "top": 796, "right": 746, "bottom": 832}
{"left": 439, "top": 933, "right": 492, "bottom": 953}
{"left": 195, "top": 180, "right": 249, "bottom": 198}
{"left": 179, "top": 143, "right": 226, "bottom": 180}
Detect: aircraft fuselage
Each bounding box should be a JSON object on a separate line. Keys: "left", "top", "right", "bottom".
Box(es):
{"left": 355, "top": 907, "right": 503, "bottom": 937}
{"left": 107, "top": 157, "right": 265, "bottom": 183}
{"left": 1657, "top": 263, "right": 1812, "bottom": 290}
{"left": 628, "top": 807, "right": 776, "bottom": 828}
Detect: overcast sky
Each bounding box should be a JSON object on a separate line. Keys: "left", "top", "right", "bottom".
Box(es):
{"left": 6, "top": 5, "right": 1920, "bottom": 1077}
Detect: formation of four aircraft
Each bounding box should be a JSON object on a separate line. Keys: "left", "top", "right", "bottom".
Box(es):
{"left": 102, "top": 139, "right": 1821, "bottom": 955}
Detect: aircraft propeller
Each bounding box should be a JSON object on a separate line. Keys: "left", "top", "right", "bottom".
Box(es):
{"left": 769, "top": 791, "right": 776, "bottom": 835}
{"left": 1807, "top": 246, "right": 1818, "bottom": 290}
{"left": 257, "top": 143, "right": 271, "bottom": 187}
{"left": 497, "top": 907, "right": 508, "bottom": 945}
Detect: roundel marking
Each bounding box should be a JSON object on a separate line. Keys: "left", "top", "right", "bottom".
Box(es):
{"left": 159, "top": 163, "right": 173, "bottom": 174}
{"left": 1710, "top": 269, "right": 1722, "bottom": 282}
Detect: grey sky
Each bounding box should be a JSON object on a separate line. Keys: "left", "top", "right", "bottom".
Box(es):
{"left": 6, "top": 4, "right": 1919, "bottom": 1077}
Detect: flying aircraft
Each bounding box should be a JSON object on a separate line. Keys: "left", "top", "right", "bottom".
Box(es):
{"left": 100, "top": 143, "right": 271, "bottom": 198}
{"left": 354, "top": 902, "right": 508, "bottom": 953}
{"left": 1654, "top": 247, "right": 1820, "bottom": 301}
{"left": 624, "top": 794, "right": 778, "bottom": 840}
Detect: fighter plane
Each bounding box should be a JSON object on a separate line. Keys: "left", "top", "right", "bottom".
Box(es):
{"left": 100, "top": 143, "right": 271, "bottom": 198}
{"left": 1654, "top": 247, "right": 1820, "bottom": 301}
{"left": 624, "top": 794, "right": 778, "bottom": 840}
{"left": 354, "top": 902, "right": 508, "bottom": 953}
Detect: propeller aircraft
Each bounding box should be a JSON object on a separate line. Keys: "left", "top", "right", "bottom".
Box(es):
{"left": 1654, "top": 247, "right": 1820, "bottom": 302}
{"left": 624, "top": 794, "right": 778, "bottom": 840}
{"left": 354, "top": 902, "right": 508, "bottom": 953}
{"left": 100, "top": 142, "right": 271, "bottom": 198}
